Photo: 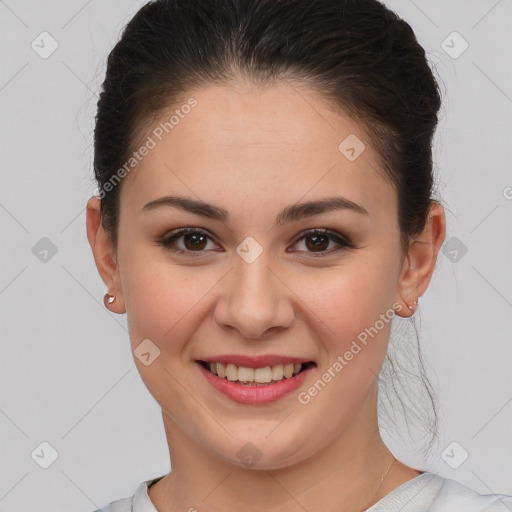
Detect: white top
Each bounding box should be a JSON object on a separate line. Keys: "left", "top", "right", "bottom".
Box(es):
{"left": 93, "top": 472, "right": 512, "bottom": 511}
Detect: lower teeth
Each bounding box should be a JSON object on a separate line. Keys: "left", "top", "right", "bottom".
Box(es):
{"left": 235, "top": 380, "right": 280, "bottom": 386}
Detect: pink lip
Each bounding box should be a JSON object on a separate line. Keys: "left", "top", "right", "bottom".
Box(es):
{"left": 199, "top": 354, "right": 312, "bottom": 368}
{"left": 196, "top": 361, "right": 316, "bottom": 404}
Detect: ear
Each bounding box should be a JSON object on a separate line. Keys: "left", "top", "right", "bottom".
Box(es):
{"left": 86, "top": 196, "right": 125, "bottom": 314}
{"left": 395, "top": 201, "right": 446, "bottom": 318}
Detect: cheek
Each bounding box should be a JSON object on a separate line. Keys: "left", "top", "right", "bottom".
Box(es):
{"left": 292, "top": 258, "right": 397, "bottom": 342}
{"left": 120, "top": 250, "right": 220, "bottom": 351}
{"left": 298, "top": 266, "right": 395, "bottom": 418}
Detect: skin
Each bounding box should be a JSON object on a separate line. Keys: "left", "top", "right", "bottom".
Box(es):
{"left": 86, "top": 80, "right": 446, "bottom": 512}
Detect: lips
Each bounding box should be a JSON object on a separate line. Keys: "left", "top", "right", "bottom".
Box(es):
{"left": 196, "top": 355, "right": 316, "bottom": 404}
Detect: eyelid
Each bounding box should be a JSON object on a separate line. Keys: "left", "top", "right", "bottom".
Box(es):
{"left": 158, "top": 227, "right": 354, "bottom": 256}
{"left": 289, "top": 228, "right": 355, "bottom": 253}
{"left": 158, "top": 227, "right": 222, "bottom": 256}
{"left": 162, "top": 226, "right": 218, "bottom": 241}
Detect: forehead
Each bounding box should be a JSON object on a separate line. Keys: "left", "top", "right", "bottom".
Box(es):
{"left": 120, "top": 81, "right": 395, "bottom": 219}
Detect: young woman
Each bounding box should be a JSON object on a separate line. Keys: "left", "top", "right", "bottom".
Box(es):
{"left": 86, "top": 0, "right": 512, "bottom": 510}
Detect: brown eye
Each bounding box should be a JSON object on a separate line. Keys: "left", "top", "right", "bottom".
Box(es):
{"left": 158, "top": 228, "right": 221, "bottom": 256}
{"left": 183, "top": 232, "right": 208, "bottom": 250}
{"left": 304, "top": 233, "right": 329, "bottom": 251}
{"left": 290, "top": 229, "right": 353, "bottom": 255}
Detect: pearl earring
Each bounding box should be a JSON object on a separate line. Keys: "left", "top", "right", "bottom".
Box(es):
{"left": 104, "top": 293, "right": 116, "bottom": 307}
{"left": 408, "top": 297, "right": 420, "bottom": 310}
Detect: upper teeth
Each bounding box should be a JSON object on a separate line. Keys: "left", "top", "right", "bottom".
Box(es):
{"left": 207, "top": 362, "right": 303, "bottom": 383}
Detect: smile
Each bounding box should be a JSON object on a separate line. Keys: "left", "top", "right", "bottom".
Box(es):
{"left": 196, "top": 358, "right": 317, "bottom": 404}
{"left": 199, "top": 360, "right": 315, "bottom": 385}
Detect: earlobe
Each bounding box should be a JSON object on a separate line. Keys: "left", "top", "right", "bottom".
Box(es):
{"left": 86, "top": 196, "right": 125, "bottom": 313}
{"left": 395, "top": 201, "right": 446, "bottom": 318}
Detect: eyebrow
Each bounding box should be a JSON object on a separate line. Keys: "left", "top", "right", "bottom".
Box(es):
{"left": 141, "top": 195, "right": 369, "bottom": 224}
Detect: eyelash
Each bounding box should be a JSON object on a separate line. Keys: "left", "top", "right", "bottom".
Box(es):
{"left": 157, "top": 227, "right": 355, "bottom": 258}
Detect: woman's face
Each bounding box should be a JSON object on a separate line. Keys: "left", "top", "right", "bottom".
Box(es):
{"left": 100, "top": 82, "right": 413, "bottom": 469}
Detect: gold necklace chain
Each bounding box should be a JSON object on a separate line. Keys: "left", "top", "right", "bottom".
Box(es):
{"left": 358, "top": 456, "right": 396, "bottom": 512}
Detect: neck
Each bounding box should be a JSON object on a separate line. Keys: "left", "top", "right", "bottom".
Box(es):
{"left": 149, "top": 387, "right": 414, "bottom": 512}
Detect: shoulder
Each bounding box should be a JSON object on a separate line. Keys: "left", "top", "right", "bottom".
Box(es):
{"left": 90, "top": 475, "right": 164, "bottom": 512}
{"left": 430, "top": 474, "right": 512, "bottom": 511}
{"left": 91, "top": 495, "right": 132, "bottom": 512}
{"left": 368, "top": 472, "right": 512, "bottom": 512}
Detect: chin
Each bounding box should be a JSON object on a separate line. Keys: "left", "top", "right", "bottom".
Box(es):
{"left": 209, "top": 429, "right": 312, "bottom": 471}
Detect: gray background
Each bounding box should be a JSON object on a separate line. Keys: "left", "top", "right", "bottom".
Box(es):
{"left": 0, "top": 0, "right": 511, "bottom": 510}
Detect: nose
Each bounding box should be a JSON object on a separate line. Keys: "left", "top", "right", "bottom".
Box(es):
{"left": 213, "top": 254, "right": 295, "bottom": 340}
